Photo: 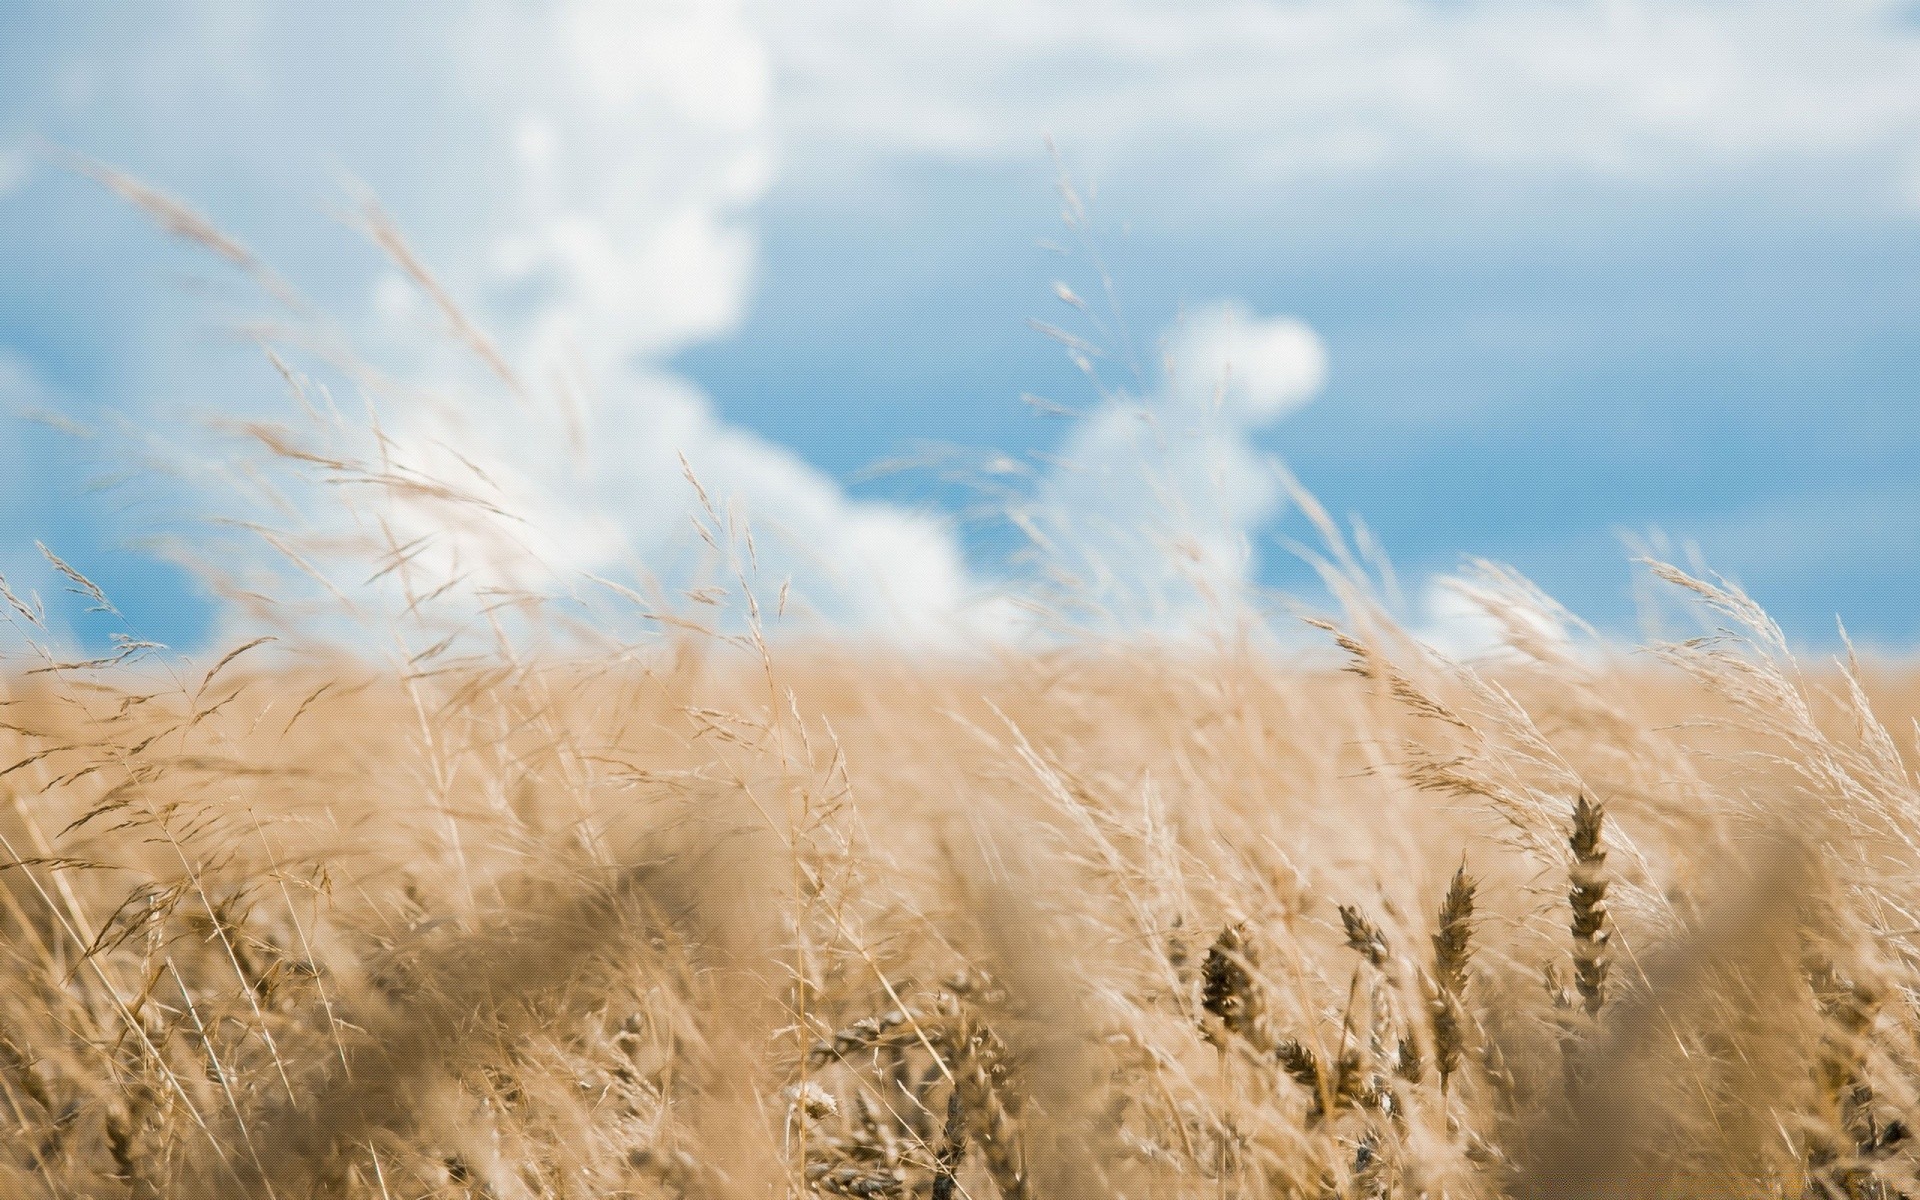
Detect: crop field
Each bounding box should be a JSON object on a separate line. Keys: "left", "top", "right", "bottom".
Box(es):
{"left": 12, "top": 4, "right": 1920, "bottom": 1198}
{"left": 4, "top": 539, "right": 1920, "bottom": 1198}
{"left": 4, "top": 75, "right": 1919, "bottom": 1193}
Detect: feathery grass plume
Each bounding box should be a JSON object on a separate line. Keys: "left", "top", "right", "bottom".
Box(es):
{"left": 1394, "top": 1035, "right": 1423, "bottom": 1085}
{"left": 973, "top": 876, "right": 1132, "bottom": 1200}
{"left": 1808, "top": 964, "right": 1878, "bottom": 1122}
{"left": 0, "top": 1032, "right": 72, "bottom": 1169}
{"left": 1429, "top": 865, "right": 1476, "bottom": 1096}
{"left": 806, "top": 983, "right": 1024, "bottom": 1200}
{"left": 1567, "top": 794, "right": 1611, "bottom": 1020}
{"left": 812, "top": 1004, "right": 946, "bottom": 1065}
{"left": 9, "top": 568, "right": 1920, "bottom": 1197}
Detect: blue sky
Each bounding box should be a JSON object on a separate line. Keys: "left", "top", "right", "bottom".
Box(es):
{"left": 4, "top": 2, "right": 1920, "bottom": 655}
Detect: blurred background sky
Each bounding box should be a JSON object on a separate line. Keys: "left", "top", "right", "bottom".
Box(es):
{"left": 3, "top": 2, "right": 1920, "bottom": 654}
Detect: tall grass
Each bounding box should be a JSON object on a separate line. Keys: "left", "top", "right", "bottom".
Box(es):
{"left": 7, "top": 561, "right": 1920, "bottom": 1197}
{"left": 4, "top": 174, "right": 1920, "bottom": 1198}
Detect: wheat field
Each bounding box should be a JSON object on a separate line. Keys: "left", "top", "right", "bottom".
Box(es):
{"left": 4, "top": 542, "right": 1920, "bottom": 1199}
{"left": 4, "top": 173, "right": 1919, "bottom": 1199}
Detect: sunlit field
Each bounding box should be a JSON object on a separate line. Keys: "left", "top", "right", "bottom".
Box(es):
{"left": 9, "top": 11, "right": 1920, "bottom": 1191}
{"left": 7, "top": 415, "right": 1920, "bottom": 1197}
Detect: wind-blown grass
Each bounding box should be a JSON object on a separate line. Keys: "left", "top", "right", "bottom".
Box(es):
{"left": 4, "top": 572, "right": 1920, "bottom": 1197}
{"left": 5, "top": 172, "right": 1920, "bottom": 1198}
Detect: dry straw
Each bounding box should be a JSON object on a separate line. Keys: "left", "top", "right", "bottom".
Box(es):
{"left": 5, "top": 165, "right": 1920, "bottom": 1199}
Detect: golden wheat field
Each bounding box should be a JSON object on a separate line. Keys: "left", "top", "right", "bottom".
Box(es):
{"left": 13, "top": 4, "right": 1920, "bottom": 1198}
{"left": 4, "top": 540, "right": 1920, "bottom": 1199}
{"left": 1, "top": 149, "right": 1915, "bottom": 1200}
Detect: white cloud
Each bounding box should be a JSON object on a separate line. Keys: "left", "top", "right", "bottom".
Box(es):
{"left": 1021, "top": 302, "right": 1327, "bottom": 627}
{"left": 151, "top": 0, "right": 1005, "bottom": 648}
{"left": 39, "top": 2, "right": 1916, "bottom": 653}
{"left": 442, "top": 0, "right": 773, "bottom": 367}
{"left": 750, "top": 1, "right": 1920, "bottom": 197}
{"left": 0, "top": 0, "right": 990, "bottom": 649}
{"left": 348, "top": 364, "right": 1001, "bottom": 643}
{"left": 1415, "top": 574, "right": 1517, "bottom": 661}
{"left": 1164, "top": 302, "right": 1327, "bottom": 422}
{"left": 1414, "top": 567, "right": 1581, "bottom": 662}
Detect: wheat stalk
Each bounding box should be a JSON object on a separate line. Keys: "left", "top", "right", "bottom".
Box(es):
{"left": 1430, "top": 865, "right": 1476, "bottom": 1097}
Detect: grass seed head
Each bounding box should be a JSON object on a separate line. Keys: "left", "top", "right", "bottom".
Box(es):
{"left": 1202, "top": 923, "right": 1264, "bottom": 1048}
{"left": 1567, "top": 794, "right": 1611, "bottom": 1019}
{"left": 1430, "top": 865, "right": 1477, "bottom": 1093}
{"left": 1339, "top": 903, "right": 1390, "bottom": 969}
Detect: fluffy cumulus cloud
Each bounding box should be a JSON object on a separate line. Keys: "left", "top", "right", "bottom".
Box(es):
{"left": 451, "top": 0, "right": 772, "bottom": 365}
{"left": 0, "top": 1, "right": 1005, "bottom": 647}
{"left": 1163, "top": 305, "right": 1328, "bottom": 422}
{"left": 1023, "top": 303, "right": 1328, "bottom": 627}
{"left": 12, "top": 1, "right": 1920, "bottom": 651}
{"left": 323, "top": 0, "right": 998, "bottom": 643}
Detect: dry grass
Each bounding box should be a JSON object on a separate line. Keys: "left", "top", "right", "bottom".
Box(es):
{"left": 4, "top": 582, "right": 1920, "bottom": 1198}
{"left": 7, "top": 169, "right": 1920, "bottom": 1198}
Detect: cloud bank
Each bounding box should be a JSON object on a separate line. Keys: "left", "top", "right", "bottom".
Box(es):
{"left": 7, "top": 1, "right": 1339, "bottom": 650}
{"left": 313, "top": 0, "right": 997, "bottom": 645}
{"left": 0, "top": 1, "right": 1000, "bottom": 649}
{"left": 11, "top": 1, "right": 1920, "bottom": 654}
{"left": 754, "top": 0, "right": 1920, "bottom": 204}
